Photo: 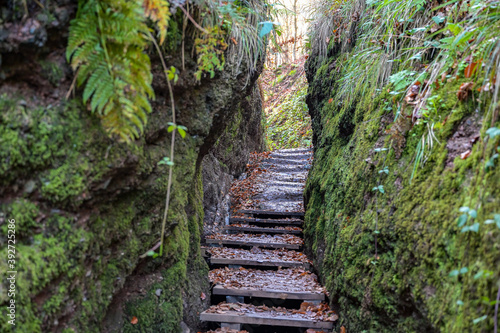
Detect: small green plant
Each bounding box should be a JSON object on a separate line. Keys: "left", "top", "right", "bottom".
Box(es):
{"left": 194, "top": 26, "right": 228, "bottom": 80}
{"left": 372, "top": 185, "right": 385, "bottom": 193}
{"left": 158, "top": 157, "right": 174, "bottom": 166}
{"left": 378, "top": 167, "right": 389, "bottom": 175}
{"left": 167, "top": 122, "right": 187, "bottom": 138}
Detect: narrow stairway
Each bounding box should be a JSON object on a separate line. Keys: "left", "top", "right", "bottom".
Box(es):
{"left": 201, "top": 149, "right": 338, "bottom": 332}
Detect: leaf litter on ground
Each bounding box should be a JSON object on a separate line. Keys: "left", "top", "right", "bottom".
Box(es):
{"left": 207, "top": 247, "right": 311, "bottom": 264}
{"left": 206, "top": 233, "right": 304, "bottom": 245}
{"left": 205, "top": 301, "right": 338, "bottom": 322}
{"left": 209, "top": 267, "right": 327, "bottom": 295}
{"left": 229, "top": 224, "right": 302, "bottom": 232}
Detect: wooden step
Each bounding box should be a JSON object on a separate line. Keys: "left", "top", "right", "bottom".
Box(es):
{"left": 229, "top": 217, "right": 303, "bottom": 226}
{"left": 206, "top": 238, "right": 300, "bottom": 250}
{"left": 200, "top": 310, "right": 334, "bottom": 330}
{"left": 209, "top": 257, "right": 309, "bottom": 269}
{"left": 209, "top": 268, "right": 327, "bottom": 300}
{"left": 206, "top": 233, "right": 303, "bottom": 249}
{"left": 212, "top": 285, "right": 324, "bottom": 300}
{"left": 225, "top": 225, "right": 302, "bottom": 234}
{"left": 207, "top": 248, "right": 311, "bottom": 269}
{"left": 238, "top": 209, "right": 305, "bottom": 218}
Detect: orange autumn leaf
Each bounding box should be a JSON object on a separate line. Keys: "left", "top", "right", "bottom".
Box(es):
{"left": 200, "top": 292, "right": 206, "bottom": 300}
{"left": 340, "top": 326, "right": 347, "bottom": 333}
{"left": 131, "top": 316, "right": 138, "bottom": 325}
{"left": 328, "top": 98, "right": 333, "bottom": 103}
{"left": 460, "top": 150, "right": 471, "bottom": 160}
{"left": 464, "top": 60, "right": 482, "bottom": 78}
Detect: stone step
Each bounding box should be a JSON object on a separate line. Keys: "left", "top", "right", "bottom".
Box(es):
{"left": 206, "top": 233, "right": 302, "bottom": 249}
{"left": 209, "top": 257, "right": 309, "bottom": 269}
{"left": 207, "top": 238, "right": 300, "bottom": 249}
{"left": 270, "top": 148, "right": 312, "bottom": 154}
{"left": 213, "top": 285, "right": 324, "bottom": 300}
{"left": 207, "top": 248, "right": 311, "bottom": 269}
{"left": 225, "top": 225, "right": 302, "bottom": 234}
{"left": 268, "top": 154, "right": 311, "bottom": 160}
{"left": 209, "top": 268, "right": 326, "bottom": 301}
{"left": 238, "top": 209, "right": 305, "bottom": 218}
{"left": 200, "top": 308, "right": 334, "bottom": 330}
{"left": 229, "top": 217, "right": 303, "bottom": 226}
{"left": 264, "top": 158, "right": 310, "bottom": 166}
{"left": 268, "top": 166, "right": 310, "bottom": 173}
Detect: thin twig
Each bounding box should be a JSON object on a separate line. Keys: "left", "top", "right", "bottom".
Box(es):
{"left": 181, "top": 2, "right": 189, "bottom": 71}
{"left": 179, "top": 6, "right": 209, "bottom": 34}
{"left": 149, "top": 32, "right": 177, "bottom": 257}
{"left": 65, "top": 68, "right": 79, "bottom": 100}
{"left": 494, "top": 284, "right": 499, "bottom": 333}
{"left": 139, "top": 239, "right": 161, "bottom": 259}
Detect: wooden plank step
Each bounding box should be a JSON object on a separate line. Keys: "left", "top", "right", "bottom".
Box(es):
{"left": 238, "top": 209, "right": 305, "bottom": 218}
{"left": 207, "top": 248, "right": 311, "bottom": 269}
{"left": 229, "top": 217, "right": 303, "bottom": 225}
{"left": 200, "top": 310, "right": 334, "bottom": 329}
{"left": 209, "top": 268, "right": 327, "bottom": 298}
{"left": 209, "top": 257, "right": 309, "bottom": 269}
{"left": 212, "top": 285, "right": 324, "bottom": 300}
{"left": 206, "top": 238, "right": 300, "bottom": 250}
{"left": 225, "top": 225, "right": 302, "bottom": 234}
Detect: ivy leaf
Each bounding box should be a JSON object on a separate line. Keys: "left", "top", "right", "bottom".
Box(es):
{"left": 485, "top": 153, "right": 498, "bottom": 170}
{"left": 472, "top": 315, "right": 487, "bottom": 324}
{"left": 259, "top": 21, "right": 274, "bottom": 37}
{"left": 473, "top": 270, "right": 484, "bottom": 280}
{"left": 469, "top": 222, "right": 479, "bottom": 232}
{"left": 168, "top": 124, "right": 176, "bottom": 133}
{"left": 456, "top": 300, "right": 464, "bottom": 306}
{"left": 158, "top": 157, "right": 173, "bottom": 166}
{"left": 457, "top": 214, "right": 468, "bottom": 227}
{"left": 379, "top": 167, "right": 389, "bottom": 174}
{"left": 432, "top": 16, "right": 445, "bottom": 24}
{"left": 468, "top": 209, "right": 477, "bottom": 218}
{"left": 374, "top": 148, "right": 389, "bottom": 152}
{"left": 459, "top": 267, "right": 469, "bottom": 274}
{"left": 410, "top": 52, "right": 422, "bottom": 60}
{"left": 485, "top": 127, "right": 500, "bottom": 139}
{"left": 459, "top": 206, "right": 470, "bottom": 213}
{"left": 449, "top": 270, "right": 459, "bottom": 277}
{"left": 487, "top": 214, "right": 500, "bottom": 229}
{"left": 461, "top": 223, "right": 479, "bottom": 233}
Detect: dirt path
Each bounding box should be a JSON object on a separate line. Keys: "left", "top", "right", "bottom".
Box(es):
{"left": 201, "top": 149, "right": 337, "bottom": 333}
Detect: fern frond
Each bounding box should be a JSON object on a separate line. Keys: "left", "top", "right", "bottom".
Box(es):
{"left": 143, "top": 0, "right": 171, "bottom": 45}
{"left": 67, "top": 0, "right": 155, "bottom": 142}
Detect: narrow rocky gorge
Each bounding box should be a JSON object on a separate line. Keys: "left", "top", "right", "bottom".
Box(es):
{"left": 1, "top": 0, "right": 499, "bottom": 332}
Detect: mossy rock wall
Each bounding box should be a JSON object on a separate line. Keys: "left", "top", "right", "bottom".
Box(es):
{"left": 304, "top": 26, "right": 500, "bottom": 333}
{"left": 0, "top": 1, "right": 263, "bottom": 332}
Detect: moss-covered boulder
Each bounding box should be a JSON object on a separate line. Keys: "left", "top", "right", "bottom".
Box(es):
{"left": 0, "top": 1, "right": 264, "bottom": 332}
{"left": 305, "top": 23, "right": 500, "bottom": 333}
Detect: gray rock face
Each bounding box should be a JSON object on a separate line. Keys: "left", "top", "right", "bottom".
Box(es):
{"left": 0, "top": 1, "right": 264, "bottom": 332}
